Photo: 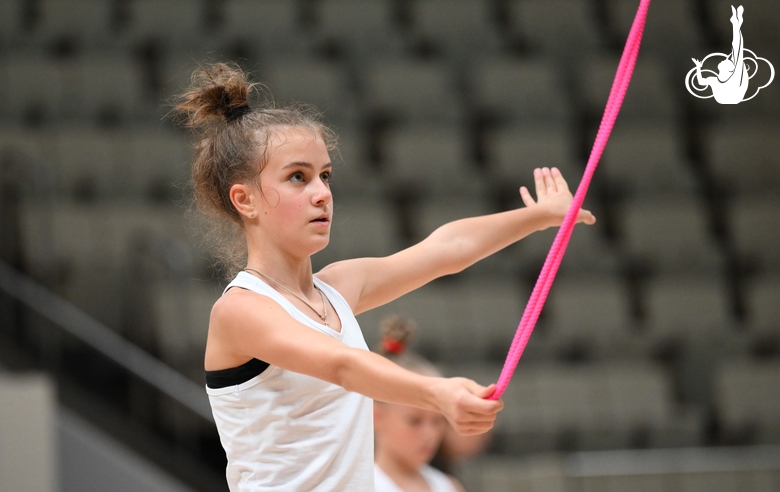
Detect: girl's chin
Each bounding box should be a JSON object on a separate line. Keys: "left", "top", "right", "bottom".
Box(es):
{"left": 308, "top": 241, "right": 330, "bottom": 256}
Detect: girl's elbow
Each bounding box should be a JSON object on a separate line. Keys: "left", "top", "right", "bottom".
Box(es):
{"left": 331, "top": 349, "right": 358, "bottom": 390}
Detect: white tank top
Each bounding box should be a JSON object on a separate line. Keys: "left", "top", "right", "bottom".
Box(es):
{"left": 206, "top": 271, "right": 374, "bottom": 491}
{"left": 374, "top": 464, "right": 458, "bottom": 492}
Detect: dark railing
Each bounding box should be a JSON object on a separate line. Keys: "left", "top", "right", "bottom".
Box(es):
{"left": 0, "top": 260, "right": 213, "bottom": 422}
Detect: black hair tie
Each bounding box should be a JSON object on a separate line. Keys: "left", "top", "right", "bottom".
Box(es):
{"left": 225, "top": 105, "right": 252, "bottom": 122}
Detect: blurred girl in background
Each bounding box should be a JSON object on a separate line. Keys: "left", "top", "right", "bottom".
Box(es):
{"left": 374, "top": 315, "right": 466, "bottom": 492}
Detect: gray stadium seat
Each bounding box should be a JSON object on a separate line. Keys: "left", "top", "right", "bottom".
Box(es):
{"left": 643, "top": 275, "right": 734, "bottom": 341}
{"left": 158, "top": 57, "right": 203, "bottom": 103}
{"left": 470, "top": 57, "right": 572, "bottom": 124}
{"left": 643, "top": 274, "right": 737, "bottom": 405}
{"left": 356, "top": 280, "right": 526, "bottom": 359}
{"left": 20, "top": 202, "right": 187, "bottom": 272}
{"left": 715, "top": 360, "right": 780, "bottom": 444}
{"left": 727, "top": 196, "right": 780, "bottom": 272}
{"left": 600, "top": 124, "right": 700, "bottom": 194}
{"left": 383, "top": 279, "right": 525, "bottom": 361}
{"left": 576, "top": 55, "right": 680, "bottom": 122}
{"left": 264, "top": 58, "right": 358, "bottom": 125}
{"left": 120, "top": 0, "right": 207, "bottom": 49}
{"left": 410, "top": 0, "right": 503, "bottom": 59}
{"left": 21, "top": 202, "right": 189, "bottom": 330}
{"left": 485, "top": 125, "right": 581, "bottom": 184}
{"left": 704, "top": 121, "right": 780, "bottom": 195}
{"left": 32, "top": 0, "right": 115, "bottom": 48}
{"left": 316, "top": 197, "right": 402, "bottom": 264}
{"left": 360, "top": 59, "right": 464, "bottom": 123}
{"left": 0, "top": 129, "right": 55, "bottom": 176}
{"left": 0, "top": 57, "right": 65, "bottom": 122}
{"left": 221, "top": 0, "right": 307, "bottom": 55}
{"left": 617, "top": 196, "right": 725, "bottom": 274}
{"left": 479, "top": 362, "right": 698, "bottom": 453}
{"left": 507, "top": 0, "right": 603, "bottom": 59}
{"left": 387, "top": 281, "right": 470, "bottom": 358}
{"left": 52, "top": 129, "right": 121, "bottom": 199}
{"left": 463, "top": 279, "right": 527, "bottom": 358}
{"left": 326, "top": 128, "right": 382, "bottom": 197}
{"left": 0, "top": 1, "right": 23, "bottom": 47}
{"left": 743, "top": 276, "right": 780, "bottom": 338}
{"left": 62, "top": 56, "right": 149, "bottom": 120}
{"left": 153, "top": 279, "right": 221, "bottom": 368}
{"left": 380, "top": 124, "right": 484, "bottom": 193}
{"left": 543, "top": 276, "right": 634, "bottom": 358}
{"left": 115, "top": 129, "right": 192, "bottom": 199}
{"left": 315, "top": 0, "right": 405, "bottom": 59}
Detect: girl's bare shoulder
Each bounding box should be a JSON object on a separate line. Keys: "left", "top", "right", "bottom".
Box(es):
{"left": 210, "top": 287, "right": 278, "bottom": 330}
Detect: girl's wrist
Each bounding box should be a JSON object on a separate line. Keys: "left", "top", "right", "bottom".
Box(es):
{"left": 424, "top": 377, "right": 448, "bottom": 415}
{"left": 526, "top": 206, "right": 556, "bottom": 232}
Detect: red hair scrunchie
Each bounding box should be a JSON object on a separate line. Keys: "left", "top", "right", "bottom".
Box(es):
{"left": 382, "top": 338, "right": 405, "bottom": 355}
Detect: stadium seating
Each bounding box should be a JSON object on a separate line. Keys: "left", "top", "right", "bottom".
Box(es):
{"left": 314, "top": 0, "right": 406, "bottom": 61}
{"left": 409, "top": 0, "right": 503, "bottom": 60}
{"left": 2, "top": 0, "right": 779, "bottom": 469}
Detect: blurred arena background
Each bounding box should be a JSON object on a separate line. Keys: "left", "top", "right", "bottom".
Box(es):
{"left": 0, "top": 0, "right": 778, "bottom": 491}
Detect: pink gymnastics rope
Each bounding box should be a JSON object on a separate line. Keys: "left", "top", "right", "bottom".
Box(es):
{"left": 488, "top": 0, "right": 651, "bottom": 401}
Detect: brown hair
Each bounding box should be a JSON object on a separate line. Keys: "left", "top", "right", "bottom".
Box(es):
{"left": 375, "top": 315, "right": 440, "bottom": 377}
{"left": 172, "top": 62, "right": 337, "bottom": 276}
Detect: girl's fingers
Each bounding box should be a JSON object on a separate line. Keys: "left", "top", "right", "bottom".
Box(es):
{"left": 533, "top": 168, "right": 546, "bottom": 198}
{"left": 542, "top": 167, "right": 557, "bottom": 193}
{"left": 519, "top": 186, "right": 535, "bottom": 207}
{"left": 460, "top": 380, "right": 504, "bottom": 414}
{"left": 578, "top": 208, "right": 597, "bottom": 225}
{"left": 550, "top": 167, "right": 570, "bottom": 193}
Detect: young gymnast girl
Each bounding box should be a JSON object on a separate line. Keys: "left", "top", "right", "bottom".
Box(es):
{"left": 173, "top": 62, "right": 594, "bottom": 491}
{"left": 373, "top": 315, "right": 466, "bottom": 492}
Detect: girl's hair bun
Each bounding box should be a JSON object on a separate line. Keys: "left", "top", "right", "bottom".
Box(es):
{"left": 376, "top": 315, "right": 440, "bottom": 377}
{"left": 378, "top": 315, "right": 416, "bottom": 356}
{"left": 173, "top": 62, "right": 257, "bottom": 130}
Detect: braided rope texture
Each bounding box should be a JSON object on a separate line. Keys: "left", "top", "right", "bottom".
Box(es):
{"left": 489, "top": 0, "right": 652, "bottom": 400}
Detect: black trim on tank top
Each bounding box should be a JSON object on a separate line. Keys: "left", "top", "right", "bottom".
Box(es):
{"left": 205, "top": 358, "right": 270, "bottom": 389}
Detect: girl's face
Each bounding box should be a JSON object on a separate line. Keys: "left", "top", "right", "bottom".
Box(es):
{"left": 374, "top": 402, "right": 448, "bottom": 469}
{"left": 253, "top": 127, "right": 333, "bottom": 257}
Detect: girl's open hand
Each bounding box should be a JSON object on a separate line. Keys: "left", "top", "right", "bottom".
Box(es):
{"left": 519, "top": 167, "right": 596, "bottom": 230}
{"left": 432, "top": 378, "right": 504, "bottom": 436}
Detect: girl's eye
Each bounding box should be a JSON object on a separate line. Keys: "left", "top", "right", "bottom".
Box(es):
{"left": 321, "top": 171, "right": 332, "bottom": 183}
{"left": 290, "top": 172, "right": 304, "bottom": 183}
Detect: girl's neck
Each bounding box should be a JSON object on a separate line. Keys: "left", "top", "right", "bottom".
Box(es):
{"left": 244, "top": 227, "right": 319, "bottom": 292}
{"left": 245, "top": 249, "right": 314, "bottom": 294}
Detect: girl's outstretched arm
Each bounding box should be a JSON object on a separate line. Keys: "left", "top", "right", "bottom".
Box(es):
{"left": 208, "top": 290, "right": 503, "bottom": 435}
{"left": 318, "top": 167, "right": 595, "bottom": 314}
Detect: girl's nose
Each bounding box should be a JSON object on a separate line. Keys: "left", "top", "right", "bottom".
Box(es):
{"left": 311, "top": 178, "right": 332, "bottom": 206}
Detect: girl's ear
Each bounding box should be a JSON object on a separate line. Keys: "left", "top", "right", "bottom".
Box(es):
{"left": 229, "top": 182, "right": 256, "bottom": 219}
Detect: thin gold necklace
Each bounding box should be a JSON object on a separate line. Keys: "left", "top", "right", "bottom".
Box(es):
{"left": 243, "top": 268, "right": 328, "bottom": 327}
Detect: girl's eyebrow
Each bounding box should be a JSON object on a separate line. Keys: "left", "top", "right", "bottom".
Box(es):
{"left": 281, "top": 161, "right": 332, "bottom": 170}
